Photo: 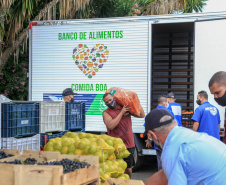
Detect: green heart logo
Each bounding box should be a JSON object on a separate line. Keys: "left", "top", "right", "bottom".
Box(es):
{"left": 72, "top": 44, "right": 109, "bottom": 79}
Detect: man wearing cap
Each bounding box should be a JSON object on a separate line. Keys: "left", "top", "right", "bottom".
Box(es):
{"left": 144, "top": 109, "right": 226, "bottom": 185}
{"left": 167, "top": 92, "right": 182, "bottom": 126}
{"left": 102, "top": 92, "right": 145, "bottom": 178}
{"left": 62, "top": 88, "right": 77, "bottom": 102}
{"left": 209, "top": 71, "right": 226, "bottom": 143}
{"left": 192, "top": 90, "right": 220, "bottom": 140}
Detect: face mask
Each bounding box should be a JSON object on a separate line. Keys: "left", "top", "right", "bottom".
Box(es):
{"left": 196, "top": 99, "right": 201, "bottom": 105}
{"left": 153, "top": 138, "right": 163, "bottom": 150}
{"left": 214, "top": 91, "right": 226, "bottom": 106}
{"left": 106, "top": 98, "right": 116, "bottom": 109}
{"left": 70, "top": 97, "right": 74, "bottom": 103}
{"left": 165, "top": 103, "right": 169, "bottom": 108}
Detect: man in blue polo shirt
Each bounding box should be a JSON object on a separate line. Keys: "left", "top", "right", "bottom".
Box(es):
{"left": 167, "top": 92, "right": 182, "bottom": 126}
{"left": 192, "top": 90, "right": 220, "bottom": 140}
{"left": 144, "top": 109, "right": 226, "bottom": 185}
{"left": 156, "top": 95, "right": 175, "bottom": 117}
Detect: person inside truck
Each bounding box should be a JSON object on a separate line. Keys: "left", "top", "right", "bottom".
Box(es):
{"left": 62, "top": 88, "right": 77, "bottom": 102}
{"left": 102, "top": 93, "right": 145, "bottom": 178}
{"left": 166, "top": 92, "right": 182, "bottom": 127}
{"left": 144, "top": 109, "right": 226, "bottom": 185}
{"left": 146, "top": 95, "right": 175, "bottom": 171}
{"left": 192, "top": 90, "right": 220, "bottom": 140}
{"left": 209, "top": 71, "right": 226, "bottom": 144}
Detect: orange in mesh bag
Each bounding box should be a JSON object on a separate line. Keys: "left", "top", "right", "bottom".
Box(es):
{"left": 106, "top": 87, "right": 142, "bottom": 117}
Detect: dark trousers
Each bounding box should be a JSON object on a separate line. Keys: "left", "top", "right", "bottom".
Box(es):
{"left": 156, "top": 149, "right": 162, "bottom": 171}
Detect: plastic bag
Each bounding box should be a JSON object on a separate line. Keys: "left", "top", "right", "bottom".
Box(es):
{"left": 106, "top": 87, "right": 142, "bottom": 117}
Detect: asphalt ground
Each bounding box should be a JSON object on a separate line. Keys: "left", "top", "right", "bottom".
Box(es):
{"left": 131, "top": 156, "right": 158, "bottom": 183}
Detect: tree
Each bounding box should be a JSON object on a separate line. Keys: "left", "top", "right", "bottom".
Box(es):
{"left": 183, "top": 0, "right": 207, "bottom": 13}
{"left": 0, "top": 0, "right": 91, "bottom": 100}
{"left": 142, "top": 0, "right": 207, "bottom": 15}
{"left": 0, "top": 0, "right": 91, "bottom": 72}
{"left": 72, "top": 0, "right": 154, "bottom": 19}
{"left": 0, "top": 0, "right": 207, "bottom": 100}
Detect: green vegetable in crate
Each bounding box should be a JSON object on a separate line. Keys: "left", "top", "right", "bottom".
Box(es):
{"left": 99, "top": 158, "right": 128, "bottom": 182}
{"left": 53, "top": 142, "right": 62, "bottom": 151}
{"left": 68, "top": 145, "right": 76, "bottom": 153}
{"left": 62, "top": 138, "right": 72, "bottom": 147}
{"left": 118, "top": 174, "right": 130, "bottom": 180}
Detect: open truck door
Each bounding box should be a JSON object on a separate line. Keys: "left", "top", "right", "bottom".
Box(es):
{"left": 194, "top": 18, "right": 226, "bottom": 139}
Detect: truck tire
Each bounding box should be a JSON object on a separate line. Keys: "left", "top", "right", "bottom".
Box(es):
{"left": 132, "top": 146, "right": 143, "bottom": 171}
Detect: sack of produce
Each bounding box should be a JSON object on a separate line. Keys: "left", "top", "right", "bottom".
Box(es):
{"left": 106, "top": 87, "right": 142, "bottom": 117}
{"left": 43, "top": 132, "right": 131, "bottom": 183}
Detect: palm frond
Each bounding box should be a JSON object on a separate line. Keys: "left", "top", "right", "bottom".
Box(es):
{"left": 142, "top": 0, "right": 206, "bottom": 15}
{"left": 0, "top": 0, "right": 91, "bottom": 71}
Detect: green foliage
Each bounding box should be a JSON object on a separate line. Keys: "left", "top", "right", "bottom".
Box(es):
{"left": 183, "top": 0, "right": 207, "bottom": 13}
{"left": 0, "top": 0, "right": 207, "bottom": 101}
{"left": 1, "top": 0, "right": 52, "bottom": 44}
{"left": 0, "top": 46, "right": 29, "bottom": 100}
{"left": 74, "top": 0, "right": 153, "bottom": 18}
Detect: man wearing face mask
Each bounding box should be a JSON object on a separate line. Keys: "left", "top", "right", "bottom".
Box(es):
{"left": 152, "top": 95, "right": 175, "bottom": 171}
{"left": 192, "top": 90, "right": 220, "bottom": 140}
{"left": 102, "top": 93, "right": 145, "bottom": 178}
{"left": 166, "top": 92, "right": 182, "bottom": 127}
{"left": 209, "top": 71, "right": 226, "bottom": 144}
{"left": 62, "top": 88, "right": 77, "bottom": 102}
{"left": 144, "top": 109, "right": 226, "bottom": 185}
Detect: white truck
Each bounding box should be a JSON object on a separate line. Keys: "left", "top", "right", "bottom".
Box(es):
{"left": 29, "top": 11, "right": 226, "bottom": 168}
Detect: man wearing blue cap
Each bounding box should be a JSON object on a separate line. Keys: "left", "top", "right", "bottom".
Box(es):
{"left": 144, "top": 109, "right": 226, "bottom": 185}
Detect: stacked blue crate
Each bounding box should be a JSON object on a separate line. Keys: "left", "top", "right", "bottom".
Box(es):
{"left": 65, "top": 102, "right": 85, "bottom": 131}
{"left": 1, "top": 102, "right": 40, "bottom": 138}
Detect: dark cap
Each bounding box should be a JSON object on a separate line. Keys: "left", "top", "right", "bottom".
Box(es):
{"left": 167, "top": 92, "right": 175, "bottom": 99}
{"left": 62, "top": 88, "right": 77, "bottom": 96}
{"left": 144, "top": 109, "right": 174, "bottom": 136}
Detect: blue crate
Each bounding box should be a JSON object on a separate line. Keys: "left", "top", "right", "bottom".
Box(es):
{"left": 40, "top": 129, "right": 85, "bottom": 149}
{"left": 40, "top": 131, "right": 68, "bottom": 149}
{"left": 65, "top": 102, "right": 85, "bottom": 131}
{"left": 1, "top": 102, "right": 40, "bottom": 138}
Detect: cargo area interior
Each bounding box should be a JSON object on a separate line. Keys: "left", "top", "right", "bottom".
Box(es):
{"left": 151, "top": 22, "right": 194, "bottom": 112}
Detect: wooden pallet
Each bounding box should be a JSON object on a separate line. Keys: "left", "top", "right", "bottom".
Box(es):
{"left": 0, "top": 150, "right": 100, "bottom": 185}
{"left": 103, "top": 178, "right": 145, "bottom": 185}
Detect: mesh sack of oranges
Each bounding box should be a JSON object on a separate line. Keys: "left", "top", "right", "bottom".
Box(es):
{"left": 43, "top": 132, "right": 130, "bottom": 162}
{"left": 106, "top": 87, "right": 142, "bottom": 117}
{"left": 43, "top": 132, "right": 131, "bottom": 183}
{"left": 100, "top": 158, "right": 129, "bottom": 183}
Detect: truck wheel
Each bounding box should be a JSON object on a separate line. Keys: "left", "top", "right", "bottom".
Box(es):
{"left": 132, "top": 146, "right": 143, "bottom": 171}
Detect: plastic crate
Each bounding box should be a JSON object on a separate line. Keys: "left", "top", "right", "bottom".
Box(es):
{"left": 40, "top": 101, "right": 65, "bottom": 133}
{"left": 1, "top": 102, "right": 40, "bottom": 138}
{"left": 65, "top": 102, "right": 85, "bottom": 131}
{"left": 40, "top": 131, "right": 68, "bottom": 149}
{"left": 182, "top": 113, "right": 194, "bottom": 128}
{"left": 1, "top": 134, "right": 40, "bottom": 154}
{"left": 0, "top": 96, "right": 11, "bottom": 148}
{"left": 0, "top": 103, "right": 1, "bottom": 148}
